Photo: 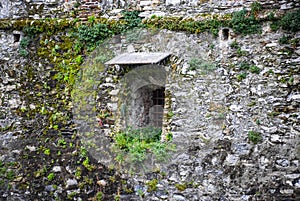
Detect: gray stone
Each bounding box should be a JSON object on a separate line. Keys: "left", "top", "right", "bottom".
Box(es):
{"left": 288, "top": 94, "right": 300, "bottom": 102}
{"left": 270, "top": 134, "right": 281, "bottom": 143}
{"left": 97, "top": 179, "right": 107, "bottom": 186}
{"left": 52, "top": 166, "right": 62, "bottom": 172}
{"left": 173, "top": 194, "right": 186, "bottom": 201}
{"left": 261, "top": 126, "right": 277, "bottom": 133}
{"left": 140, "top": 1, "right": 152, "bottom": 6}
{"left": 109, "top": 89, "right": 119, "bottom": 96}
{"left": 45, "top": 185, "right": 55, "bottom": 192}
{"left": 8, "top": 98, "right": 21, "bottom": 109}
{"left": 66, "top": 166, "right": 75, "bottom": 174}
{"left": 25, "top": 145, "right": 36, "bottom": 152}
{"left": 66, "top": 178, "right": 78, "bottom": 189}
{"left": 107, "top": 102, "right": 118, "bottom": 112}
{"left": 229, "top": 104, "right": 242, "bottom": 112}
{"left": 276, "top": 159, "right": 290, "bottom": 167}
{"left": 225, "top": 154, "right": 239, "bottom": 166}
{"left": 279, "top": 189, "right": 294, "bottom": 194}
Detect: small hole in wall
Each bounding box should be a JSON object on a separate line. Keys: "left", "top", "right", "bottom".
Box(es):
{"left": 222, "top": 29, "right": 229, "bottom": 41}
{"left": 13, "top": 34, "right": 21, "bottom": 43}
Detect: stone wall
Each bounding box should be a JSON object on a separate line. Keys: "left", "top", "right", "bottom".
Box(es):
{"left": 81, "top": 25, "right": 299, "bottom": 200}
{"left": 0, "top": 0, "right": 299, "bottom": 200}
{"left": 1, "top": 0, "right": 300, "bottom": 19}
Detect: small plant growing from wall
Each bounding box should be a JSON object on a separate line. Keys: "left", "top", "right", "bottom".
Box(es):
{"left": 19, "top": 36, "right": 30, "bottom": 57}
{"left": 236, "top": 72, "right": 247, "bottom": 81}
{"left": 250, "top": 1, "right": 262, "bottom": 16}
{"left": 230, "top": 41, "right": 248, "bottom": 56}
{"left": 146, "top": 179, "right": 158, "bottom": 192}
{"left": 230, "top": 40, "right": 239, "bottom": 49}
{"left": 47, "top": 172, "right": 55, "bottom": 181}
{"left": 249, "top": 65, "right": 261, "bottom": 74}
{"left": 175, "top": 183, "right": 187, "bottom": 191}
{"left": 279, "top": 35, "right": 291, "bottom": 44}
{"left": 188, "top": 57, "right": 216, "bottom": 73}
{"left": 239, "top": 62, "right": 250, "bottom": 70}
{"left": 188, "top": 58, "right": 202, "bottom": 71}
{"left": 248, "top": 131, "right": 262, "bottom": 144}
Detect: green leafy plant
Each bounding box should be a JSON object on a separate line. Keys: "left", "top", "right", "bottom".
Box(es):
{"left": 239, "top": 62, "right": 260, "bottom": 74}
{"left": 95, "top": 191, "right": 103, "bottom": 201}
{"left": 236, "top": 47, "right": 248, "bottom": 56}
{"left": 280, "top": 9, "right": 300, "bottom": 32}
{"left": 57, "top": 138, "right": 67, "bottom": 147}
{"left": 230, "top": 41, "right": 248, "bottom": 56}
{"left": 188, "top": 58, "right": 202, "bottom": 71}
{"left": 20, "top": 37, "right": 30, "bottom": 48}
{"left": 239, "top": 62, "right": 250, "bottom": 70}
{"left": 268, "top": 12, "right": 275, "bottom": 21}
{"left": 23, "top": 26, "right": 44, "bottom": 37}
{"left": 74, "top": 55, "right": 83, "bottom": 65}
{"left": 166, "top": 132, "right": 173, "bottom": 142}
{"left": 77, "top": 23, "right": 113, "bottom": 51}
{"left": 249, "top": 65, "right": 261, "bottom": 74}
{"left": 270, "top": 9, "right": 300, "bottom": 32}
{"left": 75, "top": 167, "right": 82, "bottom": 179}
{"left": 250, "top": 1, "right": 262, "bottom": 15}
{"left": 137, "top": 189, "right": 145, "bottom": 197}
{"left": 122, "top": 10, "right": 143, "bottom": 30}
{"left": 167, "top": 111, "right": 174, "bottom": 118}
{"left": 112, "top": 126, "right": 175, "bottom": 165}
{"left": 67, "top": 191, "right": 77, "bottom": 200}
{"left": 43, "top": 148, "right": 51, "bottom": 155}
{"left": 236, "top": 72, "right": 247, "bottom": 81}
{"left": 188, "top": 57, "right": 216, "bottom": 72}
{"left": 80, "top": 146, "right": 88, "bottom": 158}
{"left": 279, "top": 35, "right": 291, "bottom": 44}
{"left": 19, "top": 37, "right": 30, "bottom": 57}
{"left": 114, "top": 195, "right": 120, "bottom": 201}
{"left": 6, "top": 170, "right": 15, "bottom": 181}
{"left": 88, "top": 15, "right": 96, "bottom": 24}
{"left": 146, "top": 179, "right": 158, "bottom": 192}
{"left": 230, "top": 9, "right": 261, "bottom": 35}
{"left": 270, "top": 20, "right": 280, "bottom": 31}
{"left": 82, "top": 157, "right": 95, "bottom": 171}
{"left": 230, "top": 40, "right": 239, "bottom": 49}
{"left": 47, "top": 173, "right": 55, "bottom": 181}
{"left": 248, "top": 131, "right": 262, "bottom": 144}
{"left": 19, "top": 49, "right": 29, "bottom": 57}
{"left": 175, "top": 183, "right": 187, "bottom": 191}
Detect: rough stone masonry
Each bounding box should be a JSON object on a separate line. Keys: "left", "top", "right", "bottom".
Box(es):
{"left": 0, "top": 0, "right": 299, "bottom": 200}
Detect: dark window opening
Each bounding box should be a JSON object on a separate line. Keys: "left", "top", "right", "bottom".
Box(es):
{"left": 152, "top": 88, "right": 165, "bottom": 106}
{"left": 13, "top": 34, "right": 20, "bottom": 43}
{"left": 151, "top": 88, "right": 165, "bottom": 127}
{"left": 222, "top": 29, "right": 229, "bottom": 41}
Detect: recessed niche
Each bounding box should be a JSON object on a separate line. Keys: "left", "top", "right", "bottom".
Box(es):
{"left": 129, "top": 85, "right": 165, "bottom": 128}
{"left": 222, "top": 28, "right": 229, "bottom": 41}
{"left": 13, "top": 33, "right": 21, "bottom": 43}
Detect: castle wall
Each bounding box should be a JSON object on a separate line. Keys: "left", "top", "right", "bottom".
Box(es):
{"left": 1, "top": 0, "right": 299, "bottom": 19}
{"left": 0, "top": 0, "right": 299, "bottom": 200}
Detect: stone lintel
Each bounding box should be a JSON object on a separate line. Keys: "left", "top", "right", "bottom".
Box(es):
{"left": 105, "top": 52, "right": 171, "bottom": 65}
